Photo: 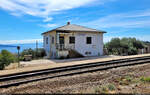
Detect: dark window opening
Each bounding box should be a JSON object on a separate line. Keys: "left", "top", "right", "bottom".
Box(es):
{"left": 46, "top": 37, "right": 48, "bottom": 44}
{"left": 69, "top": 36, "right": 75, "bottom": 44}
{"left": 86, "top": 37, "right": 92, "bottom": 44}
{"left": 52, "top": 36, "right": 54, "bottom": 44}
{"left": 59, "top": 36, "right": 64, "bottom": 44}
{"left": 85, "top": 51, "right": 92, "bottom": 55}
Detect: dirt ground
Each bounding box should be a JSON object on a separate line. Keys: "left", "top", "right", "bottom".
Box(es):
{"left": 1, "top": 62, "right": 150, "bottom": 94}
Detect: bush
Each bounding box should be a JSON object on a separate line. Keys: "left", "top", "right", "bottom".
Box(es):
{"left": 21, "top": 48, "right": 46, "bottom": 60}
{"left": 21, "top": 48, "right": 35, "bottom": 59}
{"left": 105, "top": 37, "right": 144, "bottom": 55}
{"left": 0, "top": 50, "right": 16, "bottom": 70}
{"left": 140, "top": 77, "right": 150, "bottom": 82}
{"left": 107, "top": 84, "right": 116, "bottom": 91}
{"left": 94, "top": 87, "right": 101, "bottom": 94}
{"left": 35, "top": 48, "right": 46, "bottom": 58}
{"left": 128, "top": 47, "right": 138, "bottom": 55}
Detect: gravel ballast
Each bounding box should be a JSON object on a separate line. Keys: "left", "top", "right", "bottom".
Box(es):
{"left": 1, "top": 62, "right": 150, "bottom": 94}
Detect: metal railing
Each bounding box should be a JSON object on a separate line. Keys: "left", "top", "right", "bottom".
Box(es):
{"left": 56, "top": 44, "right": 65, "bottom": 50}
{"left": 56, "top": 44, "right": 75, "bottom": 50}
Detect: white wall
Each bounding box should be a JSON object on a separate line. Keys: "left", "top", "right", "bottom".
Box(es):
{"left": 43, "top": 31, "right": 104, "bottom": 58}
{"left": 43, "top": 34, "right": 50, "bottom": 57}
{"left": 74, "top": 32, "right": 103, "bottom": 56}
{"left": 43, "top": 31, "right": 57, "bottom": 58}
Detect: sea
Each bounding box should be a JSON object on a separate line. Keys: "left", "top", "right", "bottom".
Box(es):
{"left": 0, "top": 43, "right": 43, "bottom": 54}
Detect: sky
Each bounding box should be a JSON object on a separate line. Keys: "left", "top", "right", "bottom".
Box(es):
{"left": 0, "top": 0, "right": 150, "bottom": 44}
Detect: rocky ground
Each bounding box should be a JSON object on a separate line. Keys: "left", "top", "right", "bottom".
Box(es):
{"left": 1, "top": 63, "right": 150, "bottom": 94}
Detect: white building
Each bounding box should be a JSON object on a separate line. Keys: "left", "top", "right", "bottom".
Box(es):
{"left": 42, "top": 22, "right": 106, "bottom": 59}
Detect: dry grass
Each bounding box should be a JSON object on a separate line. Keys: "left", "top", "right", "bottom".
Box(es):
{"left": 5, "top": 63, "right": 19, "bottom": 70}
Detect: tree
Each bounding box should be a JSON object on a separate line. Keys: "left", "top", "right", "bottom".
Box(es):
{"left": 105, "top": 38, "right": 121, "bottom": 55}
{"left": 104, "top": 37, "right": 145, "bottom": 55}
{"left": 0, "top": 50, "right": 15, "bottom": 70}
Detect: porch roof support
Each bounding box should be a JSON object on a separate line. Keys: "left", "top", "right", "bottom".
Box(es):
{"left": 56, "top": 32, "right": 59, "bottom": 44}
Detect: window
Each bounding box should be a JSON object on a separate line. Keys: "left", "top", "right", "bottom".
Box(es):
{"left": 59, "top": 36, "right": 64, "bottom": 44}
{"left": 69, "top": 36, "right": 75, "bottom": 44}
{"left": 86, "top": 37, "right": 92, "bottom": 44}
{"left": 85, "top": 51, "right": 91, "bottom": 55}
{"left": 46, "top": 37, "right": 48, "bottom": 44}
{"left": 52, "top": 36, "right": 54, "bottom": 44}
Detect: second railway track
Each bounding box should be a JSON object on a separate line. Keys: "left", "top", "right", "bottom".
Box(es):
{"left": 0, "top": 56, "right": 150, "bottom": 88}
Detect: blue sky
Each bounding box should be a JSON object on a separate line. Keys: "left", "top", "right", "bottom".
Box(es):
{"left": 0, "top": 0, "right": 150, "bottom": 44}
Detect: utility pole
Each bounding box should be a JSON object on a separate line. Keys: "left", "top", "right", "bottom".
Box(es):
{"left": 17, "top": 46, "right": 20, "bottom": 68}
{"left": 36, "top": 40, "right": 38, "bottom": 58}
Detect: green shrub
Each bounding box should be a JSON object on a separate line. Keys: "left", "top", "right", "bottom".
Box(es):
{"left": 128, "top": 47, "right": 138, "bottom": 55}
{"left": 0, "top": 50, "right": 16, "bottom": 70}
{"left": 21, "top": 48, "right": 35, "bottom": 59}
{"left": 107, "top": 84, "right": 116, "bottom": 91}
{"left": 94, "top": 87, "right": 101, "bottom": 94}
{"left": 101, "top": 86, "right": 108, "bottom": 92}
{"left": 119, "top": 76, "right": 134, "bottom": 85}
{"left": 35, "top": 48, "right": 46, "bottom": 58}
{"left": 21, "top": 48, "right": 46, "bottom": 60}
{"left": 125, "top": 76, "right": 132, "bottom": 82}
{"left": 105, "top": 37, "right": 144, "bottom": 55}
{"left": 140, "top": 77, "right": 150, "bottom": 82}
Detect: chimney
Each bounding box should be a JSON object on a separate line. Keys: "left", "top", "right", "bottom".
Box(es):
{"left": 67, "top": 22, "right": 70, "bottom": 25}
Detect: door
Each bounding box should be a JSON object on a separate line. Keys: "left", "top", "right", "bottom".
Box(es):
{"left": 59, "top": 36, "right": 64, "bottom": 44}
{"left": 59, "top": 36, "right": 65, "bottom": 50}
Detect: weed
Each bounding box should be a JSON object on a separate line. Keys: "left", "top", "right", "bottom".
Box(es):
{"left": 119, "top": 76, "right": 133, "bottom": 85}
{"left": 140, "top": 77, "right": 150, "bottom": 82}
{"left": 125, "top": 76, "right": 132, "bottom": 82}
{"left": 94, "top": 87, "right": 101, "bottom": 94}
{"left": 101, "top": 86, "right": 108, "bottom": 93}
{"left": 107, "top": 84, "right": 116, "bottom": 91}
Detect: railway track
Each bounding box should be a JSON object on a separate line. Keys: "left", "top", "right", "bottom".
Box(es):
{"left": 0, "top": 56, "right": 150, "bottom": 88}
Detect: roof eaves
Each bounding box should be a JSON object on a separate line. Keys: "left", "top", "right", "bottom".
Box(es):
{"left": 71, "top": 24, "right": 107, "bottom": 33}
{"left": 55, "top": 29, "right": 107, "bottom": 33}
{"left": 41, "top": 29, "right": 55, "bottom": 35}
{"left": 41, "top": 24, "right": 68, "bottom": 35}
{"left": 41, "top": 24, "right": 107, "bottom": 35}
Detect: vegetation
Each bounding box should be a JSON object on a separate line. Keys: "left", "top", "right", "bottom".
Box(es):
{"left": 107, "top": 84, "right": 116, "bottom": 91}
{"left": 0, "top": 50, "right": 16, "bottom": 70}
{"left": 0, "top": 48, "right": 46, "bottom": 70}
{"left": 105, "top": 37, "right": 144, "bottom": 55}
{"left": 140, "top": 77, "right": 150, "bottom": 82}
{"left": 21, "top": 48, "right": 46, "bottom": 60}
{"left": 118, "top": 76, "right": 134, "bottom": 85}
{"left": 21, "top": 48, "right": 35, "bottom": 58}
{"left": 93, "top": 84, "right": 116, "bottom": 94}
{"left": 94, "top": 87, "right": 101, "bottom": 94}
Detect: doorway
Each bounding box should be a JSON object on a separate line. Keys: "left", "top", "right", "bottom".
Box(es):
{"left": 59, "top": 36, "right": 64, "bottom": 44}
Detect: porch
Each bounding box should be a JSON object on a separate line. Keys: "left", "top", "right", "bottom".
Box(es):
{"left": 56, "top": 31, "right": 75, "bottom": 51}
{"left": 55, "top": 31, "right": 83, "bottom": 58}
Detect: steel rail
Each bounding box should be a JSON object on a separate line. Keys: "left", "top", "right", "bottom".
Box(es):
{"left": 0, "top": 56, "right": 150, "bottom": 81}
{"left": 0, "top": 56, "right": 150, "bottom": 88}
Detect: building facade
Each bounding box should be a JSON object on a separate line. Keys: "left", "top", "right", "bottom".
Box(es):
{"left": 42, "top": 22, "right": 106, "bottom": 59}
